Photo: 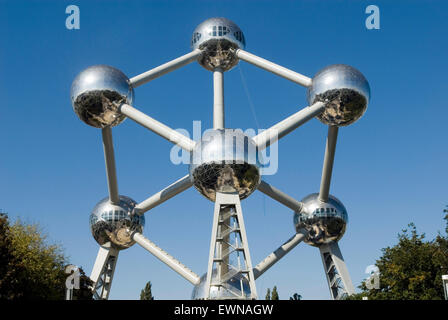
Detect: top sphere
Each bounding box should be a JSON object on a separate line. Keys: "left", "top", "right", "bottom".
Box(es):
{"left": 307, "top": 64, "right": 370, "bottom": 127}
{"left": 191, "top": 17, "right": 245, "bottom": 71}
{"left": 70, "top": 65, "right": 134, "bottom": 128}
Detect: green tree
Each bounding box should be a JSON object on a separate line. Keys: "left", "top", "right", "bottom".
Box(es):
{"left": 0, "top": 214, "right": 15, "bottom": 298}
{"left": 0, "top": 214, "right": 68, "bottom": 300}
{"left": 433, "top": 213, "right": 448, "bottom": 292}
{"left": 140, "top": 281, "right": 154, "bottom": 300}
{"left": 347, "top": 214, "right": 448, "bottom": 300}
{"left": 271, "top": 286, "right": 279, "bottom": 300}
{"left": 265, "top": 288, "right": 271, "bottom": 300}
{"left": 290, "top": 293, "right": 302, "bottom": 300}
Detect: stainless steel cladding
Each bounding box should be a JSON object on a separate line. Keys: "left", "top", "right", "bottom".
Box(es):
{"left": 71, "top": 65, "right": 134, "bottom": 128}
{"left": 190, "top": 129, "right": 262, "bottom": 202}
{"left": 192, "top": 17, "right": 245, "bottom": 71}
{"left": 89, "top": 195, "right": 145, "bottom": 250}
{"left": 307, "top": 64, "right": 370, "bottom": 127}
{"left": 293, "top": 193, "right": 348, "bottom": 247}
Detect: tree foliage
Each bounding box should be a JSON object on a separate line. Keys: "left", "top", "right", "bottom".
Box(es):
{"left": 271, "top": 286, "right": 279, "bottom": 300}
{"left": 140, "top": 281, "right": 154, "bottom": 300}
{"left": 0, "top": 214, "right": 68, "bottom": 300}
{"left": 347, "top": 214, "right": 448, "bottom": 300}
{"left": 265, "top": 286, "right": 280, "bottom": 300}
{"left": 265, "top": 288, "right": 271, "bottom": 300}
{"left": 290, "top": 293, "right": 302, "bottom": 300}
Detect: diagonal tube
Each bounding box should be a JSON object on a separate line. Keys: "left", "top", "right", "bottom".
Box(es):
{"left": 119, "top": 103, "right": 195, "bottom": 152}
{"left": 253, "top": 101, "right": 325, "bottom": 150}
{"left": 133, "top": 232, "right": 201, "bottom": 286}
{"left": 134, "top": 175, "right": 193, "bottom": 215}
{"left": 253, "top": 231, "right": 307, "bottom": 279}
{"left": 257, "top": 180, "right": 303, "bottom": 212}
{"left": 102, "top": 127, "right": 120, "bottom": 205}
{"left": 318, "top": 126, "right": 339, "bottom": 203}
{"left": 130, "top": 49, "right": 202, "bottom": 88}
{"left": 236, "top": 49, "right": 312, "bottom": 87}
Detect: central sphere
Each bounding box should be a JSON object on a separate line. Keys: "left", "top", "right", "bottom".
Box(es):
{"left": 293, "top": 193, "right": 348, "bottom": 247}
{"left": 191, "top": 270, "right": 251, "bottom": 300}
{"left": 191, "top": 17, "right": 245, "bottom": 71}
{"left": 189, "top": 129, "right": 261, "bottom": 202}
{"left": 89, "top": 195, "right": 145, "bottom": 250}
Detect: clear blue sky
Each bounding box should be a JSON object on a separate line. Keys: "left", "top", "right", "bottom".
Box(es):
{"left": 0, "top": 0, "right": 447, "bottom": 300}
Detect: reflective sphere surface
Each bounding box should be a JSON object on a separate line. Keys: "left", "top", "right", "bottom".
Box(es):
{"left": 190, "top": 129, "right": 261, "bottom": 202}
{"left": 192, "top": 17, "right": 245, "bottom": 71}
{"left": 293, "top": 193, "right": 348, "bottom": 247}
{"left": 191, "top": 270, "right": 251, "bottom": 300}
{"left": 71, "top": 65, "right": 134, "bottom": 128}
{"left": 307, "top": 64, "right": 370, "bottom": 126}
{"left": 89, "top": 195, "right": 145, "bottom": 250}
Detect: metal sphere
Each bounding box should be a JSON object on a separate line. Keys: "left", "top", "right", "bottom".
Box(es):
{"left": 191, "top": 17, "right": 245, "bottom": 71}
{"left": 293, "top": 193, "right": 348, "bottom": 247}
{"left": 189, "top": 129, "right": 262, "bottom": 202}
{"left": 307, "top": 64, "right": 370, "bottom": 127}
{"left": 89, "top": 195, "right": 145, "bottom": 250}
{"left": 70, "top": 65, "right": 134, "bottom": 128}
{"left": 191, "top": 270, "right": 251, "bottom": 300}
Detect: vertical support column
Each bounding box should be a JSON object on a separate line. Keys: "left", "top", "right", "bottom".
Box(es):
{"left": 319, "top": 126, "right": 339, "bottom": 203}
{"left": 102, "top": 127, "right": 120, "bottom": 205}
{"left": 219, "top": 206, "right": 230, "bottom": 277}
{"left": 212, "top": 66, "right": 228, "bottom": 294}
{"left": 319, "top": 241, "right": 354, "bottom": 300}
{"left": 205, "top": 197, "right": 221, "bottom": 298}
{"left": 205, "top": 192, "right": 257, "bottom": 299}
{"left": 233, "top": 194, "right": 257, "bottom": 299}
{"left": 90, "top": 245, "right": 120, "bottom": 300}
{"left": 213, "top": 68, "right": 225, "bottom": 129}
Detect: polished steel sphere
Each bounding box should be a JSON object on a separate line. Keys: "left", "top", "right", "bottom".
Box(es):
{"left": 191, "top": 17, "right": 245, "bottom": 71}
{"left": 89, "top": 195, "right": 145, "bottom": 250}
{"left": 307, "top": 64, "right": 370, "bottom": 127}
{"left": 191, "top": 270, "right": 251, "bottom": 300}
{"left": 293, "top": 193, "right": 348, "bottom": 247}
{"left": 190, "top": 129, "right": 262, "bottom": 202}
{"left": 70, "top": 65, "right": 134, "bottom": 128}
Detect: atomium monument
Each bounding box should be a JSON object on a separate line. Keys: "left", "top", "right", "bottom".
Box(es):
{"left": 70, "top": 17, "right": 370, "bottom": 300}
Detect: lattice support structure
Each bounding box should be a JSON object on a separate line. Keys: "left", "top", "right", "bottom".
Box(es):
{"left": 90, "top": 246, "right": 119, "bottom": 300}
{"left": 319, "top": 242, "right": 355, "bottom": 300}
{"left": 205, "top": 192, "right": 257, "bottom": 299}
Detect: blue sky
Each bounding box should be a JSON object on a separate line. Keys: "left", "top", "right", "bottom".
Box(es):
{"left": 0, "top": 0, "right": 447, "bottom": 300}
